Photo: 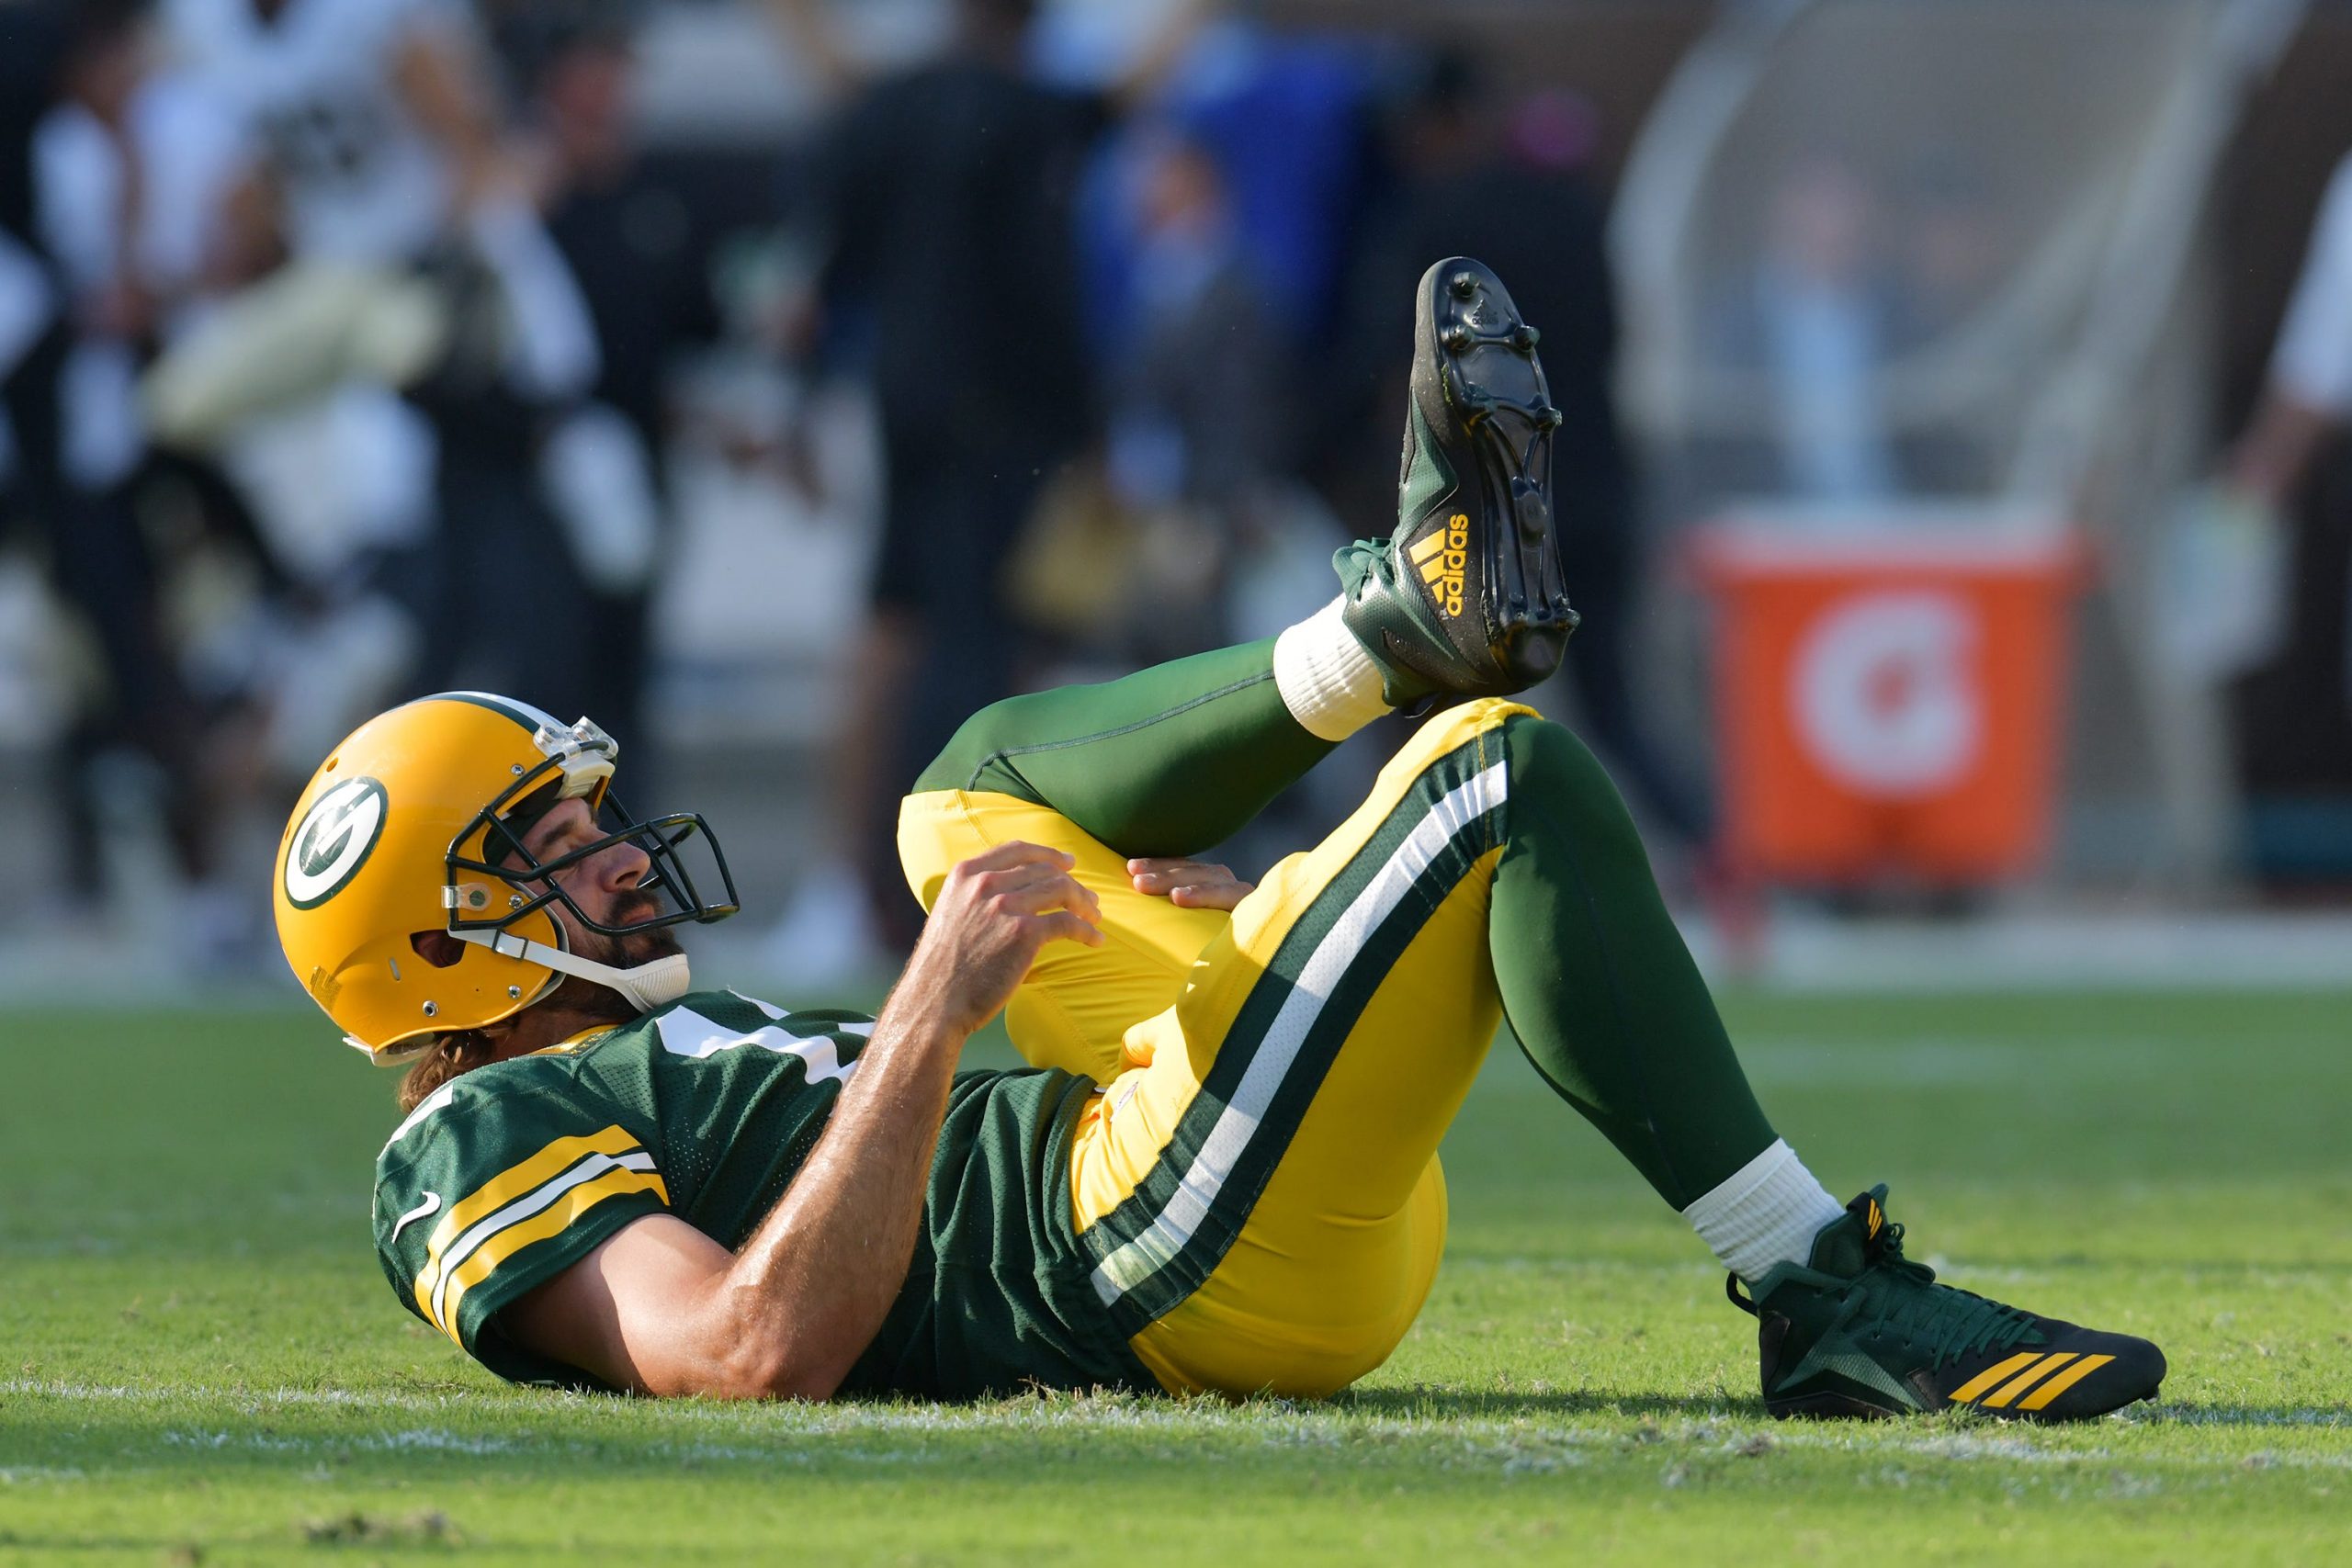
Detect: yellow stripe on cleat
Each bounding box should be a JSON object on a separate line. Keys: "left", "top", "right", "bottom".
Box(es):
{"left": 1408, "top": 532, "right": 1447, "bottom": 565}
{"left": 2016, "top": 1353, "right": 2115, "bottom": 1413}
{"left": 1948, "top": 1352, "right": 2045, "bottom": 1405}
{"left": 1983, "top": 1351, "right": 2078, "bottom": 1408}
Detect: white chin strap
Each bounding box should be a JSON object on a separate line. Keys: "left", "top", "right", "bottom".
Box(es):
{"left": 454, "top": 928, "right": 693, "bottom": 1014}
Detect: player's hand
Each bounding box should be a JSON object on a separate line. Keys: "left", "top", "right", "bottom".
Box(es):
{"left": 902, "top": 841, "right": 1103, "bottom": 1036}
{"left": 1126, "top": 857, "right": 1253, "bottom": 912}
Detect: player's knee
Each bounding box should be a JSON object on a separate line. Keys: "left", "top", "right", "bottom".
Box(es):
{"left": 1502, "top": 715, "right": 1640, "bottom": 839}
{"left": 911, "top": 700, "right": 1027, "bottom": 797}
{"left": 1502, "top": 713, "right": 1601, "bottom": 791}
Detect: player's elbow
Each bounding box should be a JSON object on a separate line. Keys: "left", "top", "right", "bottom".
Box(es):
{"left": 695, "top": 1341, "right": 844, "bottom": 1403}
{"left": 685, "top": 1311, "right": 854, "bottom": 1403}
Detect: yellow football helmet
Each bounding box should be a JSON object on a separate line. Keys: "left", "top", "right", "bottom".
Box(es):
{"left": 274, "top": 692, "right": 739, "bottom": 1062}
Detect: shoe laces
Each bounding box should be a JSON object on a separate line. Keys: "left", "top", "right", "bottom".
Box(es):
{"left": 1726, "top": 1219, "right": 2041, "bottom": 1371}
{"left": 1848, "top": 1221, "right": 2040, "bottom": 1369}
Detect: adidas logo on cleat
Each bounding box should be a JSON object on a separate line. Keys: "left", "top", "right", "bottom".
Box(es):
{"left": 1409, "top": 515, "right": 1471, "bottom": 619}
{"left": 1945, "top": 1350, "right": 2118, "bottom": 1414}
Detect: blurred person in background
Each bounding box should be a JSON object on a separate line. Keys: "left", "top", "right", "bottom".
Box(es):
{"left": 1338, "top": 51, "right": 1708, "bottom": 854}
{"left": 2, "top": 0, "right": 262, "bottom": 957}
{"left": 1069, "top": 6, "right": 1377, "bottom": 367}
{"left": 2198, "top": 145, "right": 2352, "bottom": 705}
{"left": 763, "top": 0, "right": 1127, "bottom": 963}
{"left": 505, "top": 8, "right": 706, "bottom": 762}
{"left": 0, "top": 0, "right": 173, "bottom": 925}
{"left": 495, "top": 5, "right": 719, "bottom": 775}
{"left": 1114, "top": 127, "right": 1291, "bottom": 626}
{"left": 1885, "top": 151, "right": 2006, "bottom": 495}
{"left": 150, "top": 0, "right": 603, "bottom": 739}
{"left": 1712, "top": 151, "right": 1902, "bottom": 505}
{"left": 1011, "top": 127, "right": 1290, "bottom": 668}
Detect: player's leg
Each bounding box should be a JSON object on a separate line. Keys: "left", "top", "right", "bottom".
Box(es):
{"left": 898, "top": 639, "right": 1340, "bottom": 1080}
{"left": 1072, "top": 698, "right": 2164, "bottom": 1418}
{"left": 1488, "top": 715, "right": 1776, "bottom": 1208}
{"left": 909, "top": 637, "right": 1337, "bottom": 864}
{"left": 1063, "top": 694, "right": 1526, "bottom": 1394}
{"left": 1489, "top": 718, "right": 2163, "bottom": 1418}
{"left": 1061, "top": 688, "right": 1805, "bottom": 1395}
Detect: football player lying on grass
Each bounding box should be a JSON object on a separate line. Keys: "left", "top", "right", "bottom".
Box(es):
{"left": 277, "top": 259, "right": 2164, "bottom": 1419}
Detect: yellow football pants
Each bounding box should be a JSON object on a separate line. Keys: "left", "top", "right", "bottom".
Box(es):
{"left": 899, "top": 697, "right": 1532, "bottom": 1396}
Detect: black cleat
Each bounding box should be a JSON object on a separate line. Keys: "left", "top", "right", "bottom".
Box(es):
{"left": 1338, "top": 256, "right": 1578, "bottom": 705}
{"left": 1731, "top": 1186, "right": 2168, "bottom": 1423}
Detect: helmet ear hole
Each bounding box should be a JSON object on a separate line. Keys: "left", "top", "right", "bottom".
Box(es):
{"left": 410, "top": 929, "right": 467, "bottom": 968}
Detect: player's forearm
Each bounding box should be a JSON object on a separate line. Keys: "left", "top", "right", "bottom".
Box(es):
{"left": 699, "top": 992, "right": 967, "bottom": 1399}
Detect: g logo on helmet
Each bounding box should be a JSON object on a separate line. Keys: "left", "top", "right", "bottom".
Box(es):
{"left": 283, "top": 776, "right": 390, "bottom": 909}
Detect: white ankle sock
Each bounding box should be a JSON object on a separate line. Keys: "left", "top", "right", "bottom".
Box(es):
{"left": 1273, "top": 597, "right": 1389, "bottom": 740}
{"left": 1681, "top": 1139, "right": 1846, "bottom": 1284}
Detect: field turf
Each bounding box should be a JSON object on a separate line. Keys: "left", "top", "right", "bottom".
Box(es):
{"left": 3, "top": 988, "right": 2347, "bottom": 1564}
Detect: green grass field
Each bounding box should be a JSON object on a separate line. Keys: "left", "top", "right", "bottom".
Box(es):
{"left": 4, "top": 988, "right": 2347, "bottom": 1564}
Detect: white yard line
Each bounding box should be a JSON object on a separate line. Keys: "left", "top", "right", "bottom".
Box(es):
{"left": 5, "top": 1380, "right": 2346, "bottom": 1474}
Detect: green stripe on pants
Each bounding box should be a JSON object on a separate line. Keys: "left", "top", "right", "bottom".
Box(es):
{"left": 1080, "top": 731, "right": 1507, "bottom": 1334}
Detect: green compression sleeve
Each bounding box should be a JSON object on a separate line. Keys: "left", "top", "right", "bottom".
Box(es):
{"left": 911, "top": 639, "right": 1337, "bottom": 859}
{"left": 1490, "top": 715, "right": 1779, "bottom": 1209}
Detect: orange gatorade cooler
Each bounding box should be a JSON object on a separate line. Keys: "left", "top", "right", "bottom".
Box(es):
{"left": 1690, "top": 519, "right": 2089, "bottom": 886}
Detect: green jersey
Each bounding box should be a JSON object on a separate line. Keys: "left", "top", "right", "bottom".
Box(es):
{"left": 371, "top": 989, "right": 1155, "bottom": 1397}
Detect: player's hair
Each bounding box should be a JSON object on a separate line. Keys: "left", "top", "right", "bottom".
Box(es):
{"left": 396, "top": 1031, "right": 501, "bottom": 1114}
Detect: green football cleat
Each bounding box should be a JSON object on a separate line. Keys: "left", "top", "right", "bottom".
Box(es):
{"left": 1338, "top": 256, "right": 1578, "bottom": 705}
{"left": 1730, "top": 1186, "right": 2166, "bottom": 1422}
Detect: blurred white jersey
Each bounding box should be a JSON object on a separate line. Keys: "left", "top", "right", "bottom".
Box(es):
{"left": 167, "top": 0, "right": 465, "bottom": 265}
{"left": 2272, "top": 151, "right": 2352, "bottom": 418}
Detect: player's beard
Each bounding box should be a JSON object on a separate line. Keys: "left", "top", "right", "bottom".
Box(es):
{"left": 544, "top": 892, "right": 685, "bottom": 1025}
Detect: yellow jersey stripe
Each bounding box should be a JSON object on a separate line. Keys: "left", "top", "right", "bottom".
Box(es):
{"left": 433, "top": 1166, "right": 670, "bottom": 1347}
{"left": 420, "top": 1149, "right": 668, "bottom": 1334}
{"left": 1946, "top": 1351, "right": 2043, "bottom": 1404}
{"left": 2016, "top": 1353, "right": 2114, "bottom": 1412}
{"left": 413, "top": 1126, "right": 645, "bottom": 1333}
{"left": 1982, "top": 1350, "right": 2078, "bottom": 1408}
{"left": 428, "top": 1125, "right": 642, "bottom": 1253}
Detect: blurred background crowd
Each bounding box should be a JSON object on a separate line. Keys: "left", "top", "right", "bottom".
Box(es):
{"left": 5, "top": 0, "right": 2352, "bottom": 995}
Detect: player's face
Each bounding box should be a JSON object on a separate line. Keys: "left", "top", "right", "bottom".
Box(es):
{"left": 514, "top": 797, "right": 684, "bottom": 969}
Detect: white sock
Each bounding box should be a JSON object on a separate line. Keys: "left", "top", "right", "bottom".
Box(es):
{"left": 1273, "top": 597, "right": 1388, "bottom": 740}
{"left": 1681, "top": 1139, "right": 1846, "bottom": 1284}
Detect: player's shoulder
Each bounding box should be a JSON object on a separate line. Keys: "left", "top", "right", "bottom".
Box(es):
{"left": 642, "top": 988, "right": 876, "bottom": 1047}
{"left": 372, "top": 1041, "right": 607, "bottom": 1183}
{"left": 594, "top": 988, "right": 873, "bottom": 1085}
{"left": 369, "top": 1043, "right": 660, "bottom": 1260}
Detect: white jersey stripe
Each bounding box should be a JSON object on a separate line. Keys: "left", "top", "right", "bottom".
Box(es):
{"left": 655, "top": 1007, "right": 865, "bottom": 1084}
{"left": 1088, "top": 761, "right": 1508, "bottom": 1306}
{"left": 381, "top": 1079, "right": 458, "bottom": 1156}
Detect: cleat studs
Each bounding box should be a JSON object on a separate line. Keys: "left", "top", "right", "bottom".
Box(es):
{"left": 1449, "top": 270, "right": 1478, "bottom": 299}
{"left": 1514, "top": 486, "right": 1551, "bottom": 542}
{"left": 1511, "top": 324, "right": 1541, "bottom": 353}
{"left": 1442, "top": 324, "right": 1474, "bottom": 354}
{"left": 1535, "top": 404, "right": 1565, "bottom": 430}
